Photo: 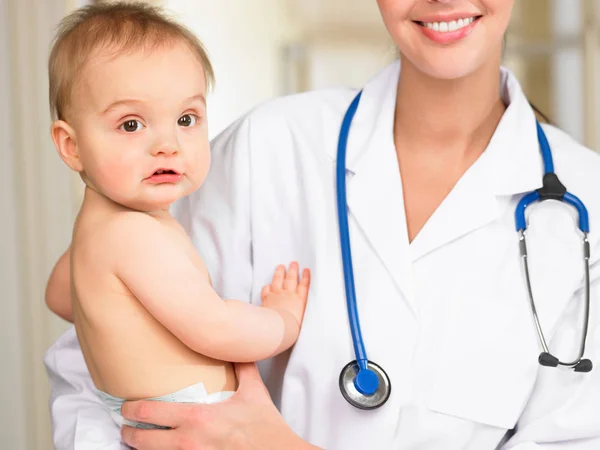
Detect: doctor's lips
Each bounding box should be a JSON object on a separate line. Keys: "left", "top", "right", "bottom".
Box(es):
{"left": 144, "top": 168, "right": 183, "bottom": 184}
{"left": 414, "top": 14, "right": 482, "bottom": 44}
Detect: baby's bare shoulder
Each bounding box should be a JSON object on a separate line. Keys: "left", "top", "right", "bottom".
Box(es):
{"left": 76, "top": 211, "right": 172, "bottom": 261}
{"left": 106, "top": 211, "right": 182, "bottom": 251}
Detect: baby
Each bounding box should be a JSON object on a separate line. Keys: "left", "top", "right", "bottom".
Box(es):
{"left": 46, "top": 2, "right": 310, "bottom": 430}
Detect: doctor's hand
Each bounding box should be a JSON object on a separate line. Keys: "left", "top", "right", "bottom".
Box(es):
{"left": 121, "top": 363, "right": 321, "bottom": 450}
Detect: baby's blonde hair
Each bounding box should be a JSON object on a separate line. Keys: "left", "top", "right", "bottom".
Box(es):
{"left": 48, "top": 1, "right": 214, "bottom": 121}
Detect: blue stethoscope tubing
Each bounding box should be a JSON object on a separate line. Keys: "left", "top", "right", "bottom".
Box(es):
{"left": 514, "top": 122, "right": 589, "bottom": 232}
{"left": 337, "top": 92, "right": 367, "bottom": 366}
{"left": 336, "top": 91, "right": 593, "bottom": 410}
{"left": 336, "top": 91, "right": 392, "bottom": 410}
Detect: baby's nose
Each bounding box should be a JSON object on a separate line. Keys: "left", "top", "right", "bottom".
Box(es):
{"left": 151, "top": 143, "right": 179, "bottom": 156}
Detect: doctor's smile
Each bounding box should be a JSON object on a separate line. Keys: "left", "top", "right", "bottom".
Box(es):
{"left": 414, "top": 10, "right": 482, "bottom": 44}
{"left": 41, "top": 1, "right": 600, "bottom": 449}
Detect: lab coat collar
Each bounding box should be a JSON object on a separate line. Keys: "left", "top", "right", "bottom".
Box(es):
{"left": 483, "top": 68, "right": 544, "bottom": 196}
{"left": 335, "top": 60, "right": 544, "bottom": 196}
{"left": 335, "top": 61, "right": 545, "bottom": 299}
{"left": 340, "top": 60, "right": 400, "bottom": 174}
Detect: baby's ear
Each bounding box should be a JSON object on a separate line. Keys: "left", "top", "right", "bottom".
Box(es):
{"left": 51, "top": 120, "right": 83, "bottom": 172}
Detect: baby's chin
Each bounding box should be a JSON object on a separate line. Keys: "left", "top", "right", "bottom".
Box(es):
{"left": 118, "top": 194, "right": 185, "bottom": 214}
{"left": 104, "top": 181, "right": 201, "bottom": 213}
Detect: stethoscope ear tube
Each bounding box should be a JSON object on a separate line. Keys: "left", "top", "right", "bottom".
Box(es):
{"left": 521, "top": 227, "right": 593, "bottom": 372}
{"left": 516, "top": 122, "right": 593, "bottom": 372}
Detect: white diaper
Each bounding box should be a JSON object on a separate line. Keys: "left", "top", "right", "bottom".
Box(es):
{"left": 96, "top": 382, "right": 234, "bottom": 429}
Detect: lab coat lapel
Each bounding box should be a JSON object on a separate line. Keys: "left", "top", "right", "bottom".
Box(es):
{"left": 333, "top": 63, "right": 544, "bottom": 312}
{"left": 409, "top": 69, "right": 544, "bottom": 262}
{"left": 407, "top": 156, "right": 500, "bottom": 262}
{"left": 341, "top": 62, "right": 418, "bottom": 313}
{"left": 345, "top": 143, "right": 414, "bottom": 309}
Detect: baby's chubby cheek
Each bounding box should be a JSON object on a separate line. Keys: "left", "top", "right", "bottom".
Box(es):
{"left": 93, "top": 158, "right": 138, "bottom": 192}
{"left": 189, "top": 150, "right": 211, "bottom": 186}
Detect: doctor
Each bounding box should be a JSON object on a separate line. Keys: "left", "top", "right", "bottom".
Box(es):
{"left": 45, "top": 0, "right": 600, "bottom": 448}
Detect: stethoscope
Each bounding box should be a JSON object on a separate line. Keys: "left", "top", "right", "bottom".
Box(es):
{"left": 336, "top": 91, "right": 593, "bottom": 411}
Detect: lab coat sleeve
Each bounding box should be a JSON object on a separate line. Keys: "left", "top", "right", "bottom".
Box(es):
{"left": 44, "top": 327, "right": 126, "bottom": 450}
{"left": 502, "top": 243, "right": 600, "bottom": 449}
{"left": 171, "top": 114, "right": 254, "bottom": 302}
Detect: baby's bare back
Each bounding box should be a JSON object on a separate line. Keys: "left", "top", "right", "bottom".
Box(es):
{"left": 71, "top": 205, "right": 236, "bottom": 400}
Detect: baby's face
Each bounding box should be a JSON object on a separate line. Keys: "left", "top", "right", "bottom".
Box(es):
{"left": 70, "top": 42, "right": 210, "bottom": 211}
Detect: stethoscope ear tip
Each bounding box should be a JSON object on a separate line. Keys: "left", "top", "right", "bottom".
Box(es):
{"left": 538, "top": 352, "right": 559, "bottom": 367}
{"left": 574, "top": 359, "right": 593, "bottom": 373}
{"left": 538, "top": 353, "right": 593, "bottom": 372}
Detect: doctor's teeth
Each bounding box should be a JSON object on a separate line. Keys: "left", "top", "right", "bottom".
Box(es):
{"left": 423, "top": 17, "right": 474, "bottom": 32}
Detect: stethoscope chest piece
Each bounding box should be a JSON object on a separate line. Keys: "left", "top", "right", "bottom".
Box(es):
{"left": 339, "top": 360, "right": 391, "bottom": 410}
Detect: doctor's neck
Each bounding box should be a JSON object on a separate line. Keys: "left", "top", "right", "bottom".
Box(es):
{"left": 394, "top": 56, "right": 506, "bottom": 160}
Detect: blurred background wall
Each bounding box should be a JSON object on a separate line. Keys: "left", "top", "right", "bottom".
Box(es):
{"left": 1, "top": 0, "right": 599, "bottom": 448}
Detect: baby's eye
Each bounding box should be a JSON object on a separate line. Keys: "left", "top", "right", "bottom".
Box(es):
{"left": 120, "top": 120, "right": 144, "bottom": 133}
{"left": 178, "top": 114, "right": 198, "bottom": 127}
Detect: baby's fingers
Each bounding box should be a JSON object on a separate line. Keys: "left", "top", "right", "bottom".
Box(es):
{"left": 271, "top": 265, "right": 286, "bottom": 292}
{"left": 283, "top": 262, "right": 299, "bottom": 291}
{"left": 297, "top": 268, "right": 311, "bottom": 299}
{"left": 261, "top": 284, "right": 271, "bottom": 302}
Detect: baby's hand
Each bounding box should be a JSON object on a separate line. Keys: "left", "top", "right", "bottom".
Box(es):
{"left": 261, "top": 262, "right": 310, "bottom": 329}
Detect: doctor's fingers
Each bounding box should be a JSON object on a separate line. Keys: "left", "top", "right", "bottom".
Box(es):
{"left": 122, "top": 369, "right": 282, "bottom": 450}
{"left": 121, "top": 426, "right": 190, "bottom": 450}
{"left": 121, "top": 400, "right": 199, "bottom": 432}
{"left": 121, "top": 365, "right": 273, "bottom": 427}
{"left": 122, "top": 424, "right": 227, "bottom": 450}
{"left": 121, "top": 401, "right": 228, "bottom": 450}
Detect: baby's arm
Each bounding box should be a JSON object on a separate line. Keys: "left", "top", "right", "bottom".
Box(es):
{"left": 113, "top": 213, "right": 309, "bottom": 362}
{"left": 45, "top": 247, "right": 73, "bottom": 322}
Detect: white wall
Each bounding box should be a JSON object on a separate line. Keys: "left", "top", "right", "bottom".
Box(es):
{"left": 0, "top": 0, "right": 26, "bottom": 447}
{"left": 551, "top": 0, "right": 585, "bottom": 144}
{"left": 162, "top": 0, "right": 396, "bottom": 139}
{"left": 163, "top": 0, "right": 300, "bottom": 139}
{"left": 1, "top": 0, "right": 76, "bottom": 448}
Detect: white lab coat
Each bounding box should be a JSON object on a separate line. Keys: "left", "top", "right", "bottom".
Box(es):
{"left": 44, "top": 60, "right": 600, "bottom": 449}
